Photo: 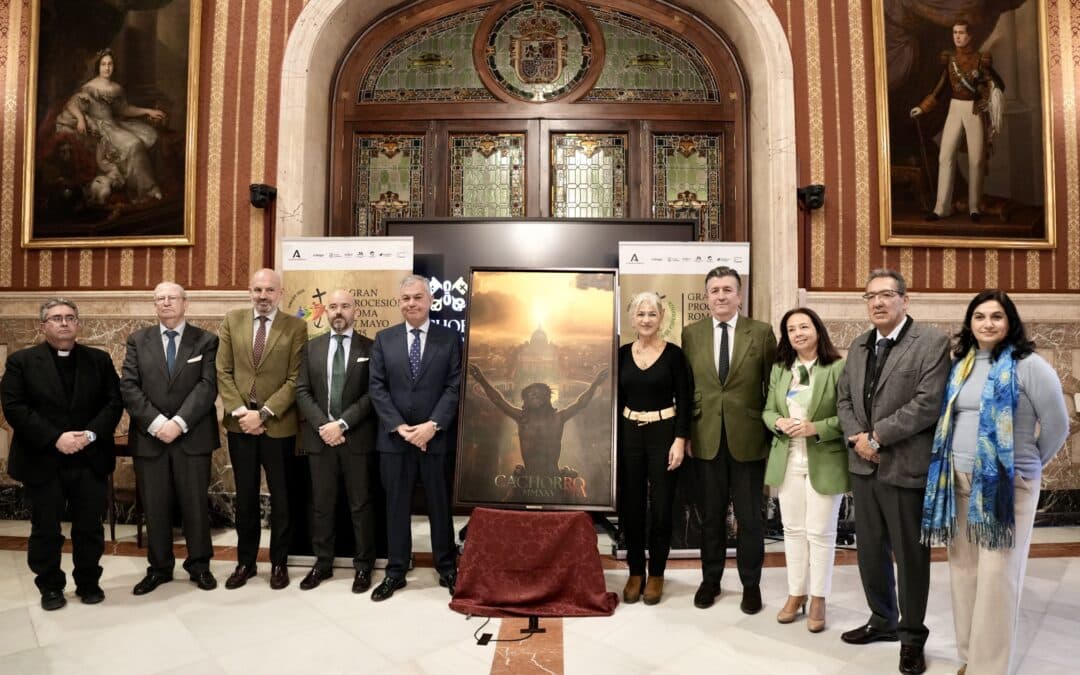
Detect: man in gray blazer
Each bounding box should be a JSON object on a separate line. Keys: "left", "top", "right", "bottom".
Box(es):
{"left": 836, "top": 269, "right": 950, "bottom": 675}
{"left": 120, "top": 282, "right": 220, "bottom": 595}
{"left": 368, "top": 275, "right": 461, "bottom": 601}
{"left": 295, "top": 289, "right": 378, "bottom": 593}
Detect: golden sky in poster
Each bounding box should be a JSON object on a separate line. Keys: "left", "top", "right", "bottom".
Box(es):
{"left": 469, "top": 271, "right": 614, "bottom": 345}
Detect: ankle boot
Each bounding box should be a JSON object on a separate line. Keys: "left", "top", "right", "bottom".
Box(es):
{"left": 623, "top": 575, "right": 645, "bottom": 603}
{"left": 642, "top": 576, "right": 664, "bottom": 605}
{"left": 776, "top": 594, "right": 807, "bottom": 624}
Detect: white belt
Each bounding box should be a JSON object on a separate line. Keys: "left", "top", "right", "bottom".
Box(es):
{"left": 622, "top": 406, "right": 676, "bottom": 425}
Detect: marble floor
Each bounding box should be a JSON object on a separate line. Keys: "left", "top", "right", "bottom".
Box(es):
{"left": 0, "top": 519, "right": 1077, "bottom": 675}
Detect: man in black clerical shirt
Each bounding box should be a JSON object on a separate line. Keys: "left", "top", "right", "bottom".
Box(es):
{"left": 1, "top": 298, "right": 123, "bottom": 611}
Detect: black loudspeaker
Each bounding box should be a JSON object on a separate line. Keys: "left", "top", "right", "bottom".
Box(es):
{"left": 797, "top": 184, "right": 826, "bottom": 211}
{"left": 249, "top": 183, "right": 277, "bottom": 209}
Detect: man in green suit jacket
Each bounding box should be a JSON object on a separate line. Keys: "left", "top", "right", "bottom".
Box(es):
{"left": 216, "top": 268, "right": 307, "bottom": 591}
{"left": 681, "top": 266, "right": 776, "bottom": 614}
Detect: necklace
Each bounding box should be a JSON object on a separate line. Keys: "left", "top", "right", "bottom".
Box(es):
{"left": 632, "top": 340, "right": 662, "bottom": 369}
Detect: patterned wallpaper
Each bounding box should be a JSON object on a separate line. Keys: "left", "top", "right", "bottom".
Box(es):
{"left": 1, "top": 1, "right": 1079, "bottom": 292}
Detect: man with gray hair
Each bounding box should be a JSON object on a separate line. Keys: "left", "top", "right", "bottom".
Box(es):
{"left": 836, "top": 269, "right": 950, "bottom": 674}
{"left": 368, "top": 274, "right": 461, "bottom": 601}
{"left": 120, "top": 282, "right": 220, "bottom": 595}
{"left": 1, "top": 299, "right": 122, "bottom": 610}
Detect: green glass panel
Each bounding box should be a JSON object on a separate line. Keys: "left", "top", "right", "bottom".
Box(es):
{"left": 652, "top": 134, "right": 723, "bottom": 240}
{"left": 585, "top": 6, "right": 717, "bottom": 102}
{"left": 361, "top": 9, "right": 493, "bottom": 102}
{"left": 552, "top": 133, "right": 627, "bottom": 218}
{"left": 352, "top": 135, "right": 425, "bottom": 236}
{"left": 450, "top": 134, "right": 526, "bottom": 217}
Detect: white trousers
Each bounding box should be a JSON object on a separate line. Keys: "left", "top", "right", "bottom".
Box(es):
{"left": 949, "top": 471, "right": 1039, "bottom": 675}
{"left": 777, "top": 442, "right": 843, "bottom": 597}
{"left": 934, "top": 98, "right": 986, "bottom": 216}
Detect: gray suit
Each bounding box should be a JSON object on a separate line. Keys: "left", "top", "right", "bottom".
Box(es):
{"left": 836, "top": 317, "right": 949, "bottom": 647}
{"left": 295, "top": 331, "right": 377, "bottom": 571}
{"left": 120, "top": 323, "right": 220, "bottom": 576}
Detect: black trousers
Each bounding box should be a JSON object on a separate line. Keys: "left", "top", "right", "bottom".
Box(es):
{"left": 697, "top": 438, "right": 766, "bottom": 587}
{"left": 227, "top": 432, "right": 294, "bottom": 567}
{"left": 851, "top": 472, "right": 931, "bottom": 647}
{"left": 25, "top": 464, "right": 106, "bottom": 593}
{"left": 619, "top": 418, "right": 681, "bottom": 577}
{"left": 380, "top": 448, "right": 455, "bottom": 579}
{"left": 134, "top": 448, "right": 213, "bottom": 576}
{"left": 308, "top": 446, "right": 375, "bottom": 572}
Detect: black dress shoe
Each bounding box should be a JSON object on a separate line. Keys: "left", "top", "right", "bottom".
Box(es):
{"left": 299, "top": 567, "right": 332, "bottom": 590}
{"left": 740, "top": 585, "right": 762, "bottom": 614}
{"left": 189, "top": 570, "right": 217, "bottom": 591}
{"left": 841, "top": 623, "right": 899, "bottom": 645}
{"left": 370, "top": 576, "right": 406, "bottom": 602}
{"left": 693, "top": 581, "right": 720, "bottom": 609}
{"left": 76, "top": 585, "right": 105, "bottom": 605}
{"left": 352, "top": 569, "right": 372, "bottom": 594}
{"left": 899, "top": 644, "right": 927, "bottom": 674}
{"left": 225, "top": 564, "right": 257, "bottom": 590}
{"left": 439, "top": 571, "right": 457, "bottom": 596}
{"left": 40, "top": 590, "right": 66, "bottom": 611}
{"left": 270, "top": 564, "right": 290, "bottom": 590}
{"left": 133, "top": 573, "right": 173, "bottom": 596}
{"left": 969, "top": 212, "right": 981, "bottom": 223}
{"left": 923, "top": 212, "right": 940, "bottom": 221}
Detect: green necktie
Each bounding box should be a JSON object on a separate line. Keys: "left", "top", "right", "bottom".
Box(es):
{"left": 330, "top": 334, "right": 346, "bottom": 418}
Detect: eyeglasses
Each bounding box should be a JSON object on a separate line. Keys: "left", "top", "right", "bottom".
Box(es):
{"left": 44, "top": 314, "right": 79, "bottom": 324}
{"left": 861, "top": 290, "right": 903, "bottom": 302}
{"left": 154, "top": 295, "right": 184, "bottom": 304}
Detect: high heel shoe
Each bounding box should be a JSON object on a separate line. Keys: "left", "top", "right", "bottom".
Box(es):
{"left": 623, "top": 575, "right": 645, "bottom": 603}
{"left": 776, "top": 595, "right": 807, "bottom": 624}
{"left": 807, "top": 595, "right": 826, "bottom": 633}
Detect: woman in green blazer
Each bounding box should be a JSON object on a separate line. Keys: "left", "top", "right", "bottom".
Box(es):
{"left": 762, "top": 307, "right": 849, "bottom": 633}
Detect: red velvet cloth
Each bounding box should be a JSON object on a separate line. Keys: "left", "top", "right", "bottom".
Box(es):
{"left": 449, "top": 508, "right": 619, "bottom": 617}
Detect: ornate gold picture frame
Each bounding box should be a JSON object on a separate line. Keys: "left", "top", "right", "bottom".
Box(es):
{"left": 21, "top": 0, "right": 201, "bottom": 248}
{"left": 872, "top": 1, "right": 1055, "bottom": 249}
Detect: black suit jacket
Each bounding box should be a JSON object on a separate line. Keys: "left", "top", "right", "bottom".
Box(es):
{"left": 369, "top": 322, "right": 461, "bottom": 456}
{"left": 1, "top": 343, "right": 123, "bottom": 484}
{"left": 295, "top": 331, "right": 377, "bottom": 454}
{"left": 119, "top": 323, "right": 221, "bottom": 457}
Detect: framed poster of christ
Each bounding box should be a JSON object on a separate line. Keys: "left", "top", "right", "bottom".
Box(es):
{"left": 454, "top": 268, "right": 617, "bottom": 511}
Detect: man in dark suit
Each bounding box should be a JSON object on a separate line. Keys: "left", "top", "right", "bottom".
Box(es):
{"left": 295, "top": 289, "right": 378, "bottom": 593}
{"left": 837, "top": 269, "right": 950, "bottom": 675}
{"left": 368, "top": 274, "right": 461, "bottom": 601}
{"left": 1, "top": 298, "right": 122, "bottom": 610}
{"left": 681, "top": 266, "right": 776, "bottom": 614}
{"left": 119, "top": 282, "right": 219, "bottom": 595}
{"left": 216, "top": 268, "right": 307, "bottom": 590}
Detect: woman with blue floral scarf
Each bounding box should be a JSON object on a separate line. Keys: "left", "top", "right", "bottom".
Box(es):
{"left": 921, "top": 289, "right": 1069, "bottom": 675}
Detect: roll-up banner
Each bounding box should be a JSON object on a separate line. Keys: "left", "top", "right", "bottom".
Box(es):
{"left": 280, "top": 236, "right": 413, "bottom": 568}
{"left": 281, "top": 237, "right": 413, "bottom": 337}
{"left": 617, "top": 241, "right": 752, "bottom": 555}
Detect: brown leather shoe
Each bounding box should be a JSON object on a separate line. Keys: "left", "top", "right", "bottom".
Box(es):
{"left": 642, "top": 576, "right": 664, "bottom": 605}
{"left": 270, "top": 564, "right": 290, "bottom": 590}
{"left": 622, "top": 575, "right": 645, "bottom": 603}
{"left": 224, "top": 564, "right": 257, "bottom": 590}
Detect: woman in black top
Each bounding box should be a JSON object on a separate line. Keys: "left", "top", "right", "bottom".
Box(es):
{"left": 618, "top": 291, "right": 693, "bottom": 605}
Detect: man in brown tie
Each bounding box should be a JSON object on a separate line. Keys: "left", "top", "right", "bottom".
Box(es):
{"left": 216, "top": 268, "right": 307, "bottom": 590}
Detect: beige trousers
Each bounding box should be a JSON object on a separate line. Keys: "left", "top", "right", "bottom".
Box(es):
{"left": 949, "top": 470, "right": 1039, "bottom": 675}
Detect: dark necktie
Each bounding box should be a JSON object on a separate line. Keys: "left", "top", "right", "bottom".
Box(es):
{"left": 250, "top": 316, "right": 268, "bottom": 401}
{"left": 330, "top": 334, "right": 346, "bottom": 418}
{"left": 864, "top": 337, "right": 893, "bottom": 417}
{"left": 409, "top": 328, "right": 422, "bottom": 380}
{"left": 717, "top": 322, "right": 730, "bottom": 383}
{"left": 165, "top": 330, "right": 178, "bottom": 375}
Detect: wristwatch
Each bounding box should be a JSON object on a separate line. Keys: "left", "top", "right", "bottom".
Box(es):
{"left": 337, "top": 420, "right": 347, "bottom": 432}
{"left": 258, "top": 407, "right": 272, "bottom": 423}
{"left": 431, "top": 420, "right": 441, "bottom": 432}
{"left": 867, "top": 433, "right": 881, "bottom": 451}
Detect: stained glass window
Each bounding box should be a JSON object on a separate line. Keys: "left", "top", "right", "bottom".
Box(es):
{"left": 352, "top": 135, "right": 425, "bottom": 236}
{"left": 652, "top": 134, "right": 723, "bottom": 240}
{"left": 450, "top": 134, "right": 526, "bottom": 217}
{"left": 551, "top": 133, "right": 627, "bottom": 218}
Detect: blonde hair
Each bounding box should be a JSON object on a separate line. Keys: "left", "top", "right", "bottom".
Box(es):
{"left": 627, "top": 291, "right": 664, "bottom": 316}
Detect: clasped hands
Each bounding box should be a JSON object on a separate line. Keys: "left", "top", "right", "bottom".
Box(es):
{"left": 318, "top": 422, "right": 346, "bottom": 447}
{"left": 848, "top": 431, "right": 881, "bottom": 464}
{"left": 154, "top": 420, "right": 183, "bottom": 444}
{"left": 55, "top": 431, "right": 91, "bottom": 454}
{"left": 235, "top": 409, "right": 266, "bottom": 435}
{"left": 396, "top": 421, "right": 437, "bottom": 451}
{"left": 775, "top": 417, "right": 818, "bottom": 438}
